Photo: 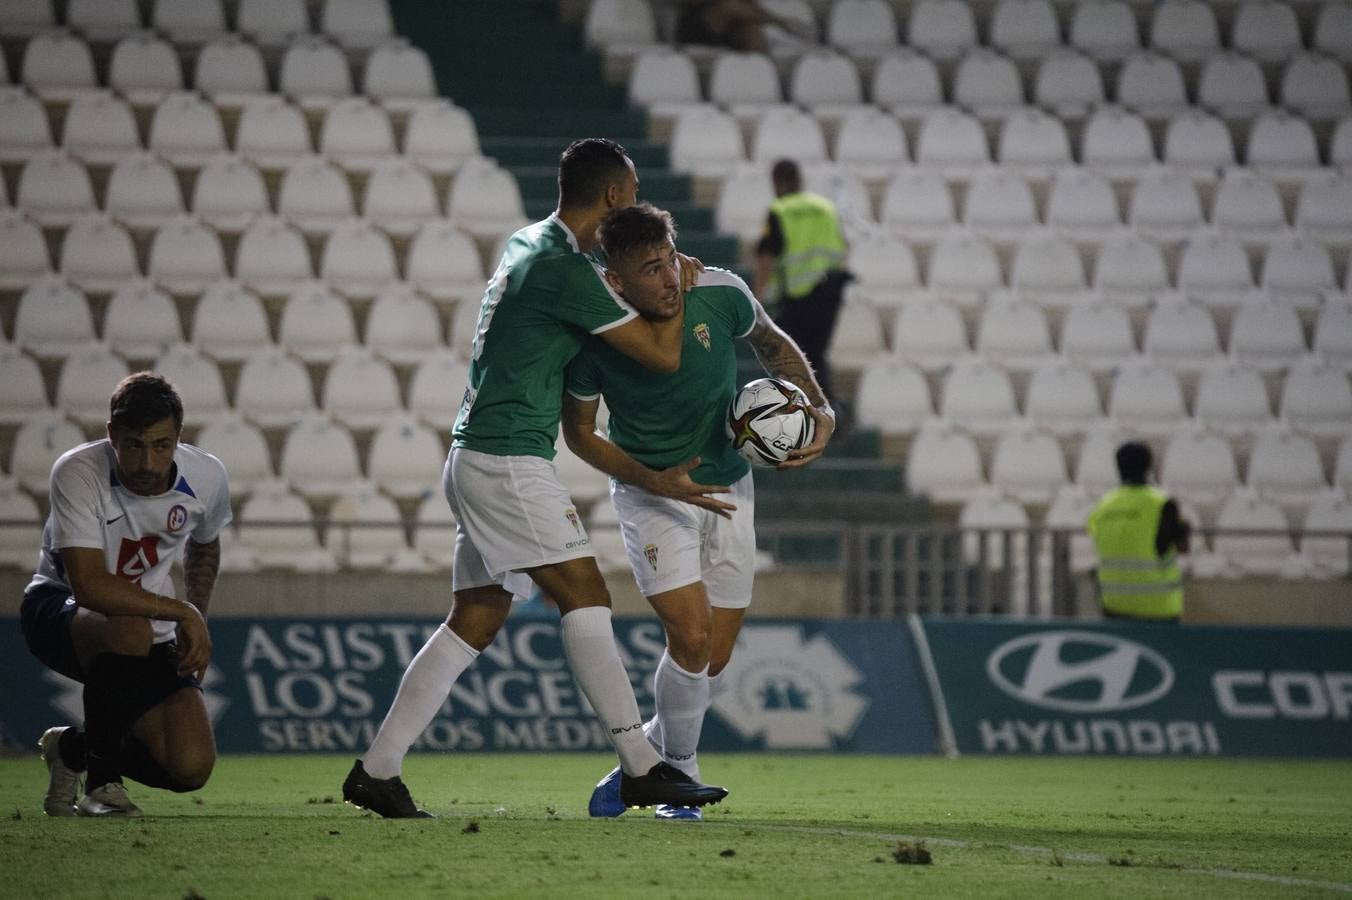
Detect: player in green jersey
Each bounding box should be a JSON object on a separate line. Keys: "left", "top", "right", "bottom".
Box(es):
{"left": 562, "top": 203, "right": 834, "bottom": 820}
{"left": 343, "top": 140, "right": 727, "bottom": 818}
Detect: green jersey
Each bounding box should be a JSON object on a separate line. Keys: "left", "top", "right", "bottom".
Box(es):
{"left": 567, "top": 268, "right": 759, "bottom": 486}
{"left": 452, "top": 215, "right": 638, "bottom": 459}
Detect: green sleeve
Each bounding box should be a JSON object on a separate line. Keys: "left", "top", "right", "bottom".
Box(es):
{"left": 553, "top": 257, "right": 637, "bottom": 334}
{"left": 565, "top": 345, "right": 603, "bottom": 399}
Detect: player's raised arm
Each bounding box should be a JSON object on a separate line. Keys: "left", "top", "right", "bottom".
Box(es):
{"left": 741, "top": 298, "right": 836, "bottom": 467}
{"left": 595, "top": 307, "right": 684, "bottom": 374}
{"left": 562, "top": 391, "right": 736, "bottom": 517}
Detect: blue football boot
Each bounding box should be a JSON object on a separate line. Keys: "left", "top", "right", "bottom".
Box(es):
{"left": 588, "top": 765, "right": 626, "bottom": 818}
{"left": 655, "top": 805, "right": 703, "bottom": 821}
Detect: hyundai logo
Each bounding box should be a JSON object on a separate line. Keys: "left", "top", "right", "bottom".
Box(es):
{"left": 986, "top": 631, "right": 1174, "bottom": 713}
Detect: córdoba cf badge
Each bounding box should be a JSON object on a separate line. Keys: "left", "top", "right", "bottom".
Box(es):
{"left": 644, "top": 543, "right": 659, "bottom": 570}
{"left": 693, "top": 323, "right": 711, "bottom": 351}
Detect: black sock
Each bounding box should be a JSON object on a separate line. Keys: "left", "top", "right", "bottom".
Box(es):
{"left": 120, "top": 735, "right": 195, "bottom": 793}
{"left": 83, "top": 653, "right": 160, "bottom": 792}
{"left": 58, "top": 727, "right": 87, "bottom": 772}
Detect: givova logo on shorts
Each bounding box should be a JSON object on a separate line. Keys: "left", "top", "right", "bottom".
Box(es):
{"left": 710, "top": 625, "right": 868, "bottom": 749}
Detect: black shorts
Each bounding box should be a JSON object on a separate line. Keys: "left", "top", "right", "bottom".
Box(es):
{"left": 20, "top": 586, "right": 201, "bottom": 702}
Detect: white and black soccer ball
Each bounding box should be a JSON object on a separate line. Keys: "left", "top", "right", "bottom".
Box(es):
{"left": 726, "top": 377, "right": 816, "bottom": 467}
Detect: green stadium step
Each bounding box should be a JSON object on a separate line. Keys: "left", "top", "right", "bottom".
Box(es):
{"left": 755, "top": 490, "right": 927, "bottom": 525}
{"left": 521, "top": 199, "right": 714, "bottom": 233}
{"left": 448, "top": 79, "right": 626, "bottom": 109}
{"left": 753, "top": 458, "right": 905, "bottom": 494}
{"left": 510, "top": 167, "right": 693, "bottom": 204}
{"left": 670, "top": 233, "right": 740, "bottom": 269}
{"left": 469, "top": 107, "right": 649, "bottom": 140}
{"left": 481, "top": 136, "right": 667, "bottom": 168}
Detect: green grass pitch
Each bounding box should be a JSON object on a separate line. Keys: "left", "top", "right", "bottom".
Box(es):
{"left": 2, "top": 753, "right": 1350, "bottom": 898}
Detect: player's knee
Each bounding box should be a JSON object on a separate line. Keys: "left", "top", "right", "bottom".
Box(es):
{"left": 170, "top": 749, "right": 215, "bottom": 791}
{"left": 666, "top": 620, "right": 712, "bottom": 669}
{"left": 101, "top": 616, "right": 155, "bottom": 656}
{"left": 708, "top": 653, "right": 732, "bottom": 678}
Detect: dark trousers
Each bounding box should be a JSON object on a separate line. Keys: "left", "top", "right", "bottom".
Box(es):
{"left": 772, "top": 271, "right": 848, "bottom": 405}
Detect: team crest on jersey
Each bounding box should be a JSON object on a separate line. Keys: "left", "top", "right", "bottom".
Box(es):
{"left": 564, "top": 508, "right": 582, "bottom": 535}
{"left": 643, "top": 543, "right": 659, "bottom": 571}
{"left": 115, "top": 537, "right": 159, "bottom": 584}
{"left": 166, "top": 504, "right": 187, "bottom": 532}
{"left": 693, "top": 323, "right": 711, "bottom": 351}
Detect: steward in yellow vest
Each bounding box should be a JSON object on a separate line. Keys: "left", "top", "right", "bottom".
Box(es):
{"left": 1087, "top": 441, "right": 1190, "bottom": 622}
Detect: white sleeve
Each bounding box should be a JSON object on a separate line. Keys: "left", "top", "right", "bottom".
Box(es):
{"left": 49, "top": 456, "right": 105, "bottom": 551}
{"left": 191, "top": 456, "right": 233, "bottom": 543}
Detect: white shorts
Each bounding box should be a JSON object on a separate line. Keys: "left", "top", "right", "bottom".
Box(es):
{"left": 443, "top": 447, "right": 594, "bottom": 597}
{"left": 610, "top": 471, "right": 756, "bottom": 609}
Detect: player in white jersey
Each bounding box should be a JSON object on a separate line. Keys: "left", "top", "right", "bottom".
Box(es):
{"left": 21, "top": 373, "right": 231, "bottom": 817}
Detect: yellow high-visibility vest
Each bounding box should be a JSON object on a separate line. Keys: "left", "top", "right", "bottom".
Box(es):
{"left": 1087, "top": 485, "right": 1183, "bottom": 620}
{"left": 768, "top": 192, "right": 846, "bottom": 301}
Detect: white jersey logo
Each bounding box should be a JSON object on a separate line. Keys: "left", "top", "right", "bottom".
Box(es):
{"left": 710, "top": 625, "right": 869, "bottom": 749}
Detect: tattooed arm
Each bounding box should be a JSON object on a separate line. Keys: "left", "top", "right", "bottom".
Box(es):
{"left": 742, "top": 299, "right": 836, "bottom": 468}
{"left": 183, "top": 537, "right": 221, "bottom": 619}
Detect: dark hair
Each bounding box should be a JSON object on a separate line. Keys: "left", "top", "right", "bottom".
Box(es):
{"left": 771, "top": 158, "right": 802, "bottom": 190}
{"left": 1116, "top": 440, "right": 1153, "bottom": 485}
{"left": 597, "top": 203, "right": 677, "bottom": 266}
{"left": 109, "top": 372, "right": 184, "bottom": 434}
{"left": 558, "top": 138, "right": 631, "bottom": 209}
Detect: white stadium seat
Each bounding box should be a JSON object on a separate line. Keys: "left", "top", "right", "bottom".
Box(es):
{"left": 915, "top": 109, "right": 990, "bottom": 171}
{"left": 788, "top": 50, "right": 865, "bottom": 116}
{"left": 104, "top": 153, "right": 185, "bottom": 231}
{"left": 1107, "top": 358, "right": 1188, "bottom": 434}
{"left": 1047, "top": 169, "right": 1121, "bottom": 236}
{"left": 148, "top": 93, "right": 227, "bottom": 167}
{"left": 108, "top": 34, "right": 183, "bottom": 107}
{"left": 1229, "top": 301, "right": 1307, "bottom": 370}
{"left": 1302, "top": 490, "right": 1352, "bottom": 575}
{"left": 0, "top": 345, "right": 51, "bottom": 423}
{"left": 329, "top": 485, "right": 417, "bottom": 571}
{"left": 828, "top": 299, "right": 887, "bottom": 367}
{"left": 1177, "top": 232, "right": 1254, "bottom": 302}
{"left": 0, "top": 0, "right": 55, "bottom": 36}
{"left": 1117, "top": 52, "right": 1189, "bottom": 119}
{"left": 195, "top": 36, "right": 269, "bottom": 105}
{"left": 1281, "top": 54, "right": 1351, "bottom": 119}
{"left": 905, "top": 421, "right": 986, "bottom": 502}
{"left": 1212, "top": 170, "right": 1287, "bottom": 239}
{"left": 880, "top": 169, "right": 955, "bottom": 240}
{"left": 1339, "top": 436, "right": 1352, "bottom": 492}
{"left": 446, "top": 158, "right": 528, "bottom": 239}
{"left": 1149, "top": 0, "right": 1220, "bottom": 62}
{"left": 237, "top": 0, "right": 309, "bottom": 46}
{"left": 1248, "top": 426, "right": 1328, "bottom": 503}
{"left": 1070, "top": 0, "right": 1140, "bottom": 62}
{"left": 321, "top": 0, "right": 394, "bottom": 48}
{"left": 17, "top": 150, "right": 94, "bottom": 227}
{"left": 1247, "top": 110, "right": 1322, "bottom": 174}
{"left": 826, "top": 0, "right": 899, "bottom": 58}
{"left": 278, "top": 282, "right": 358, "bottom": 363}
{"left": 195, "top": 414, "right": 274, "bottom": 493}
{"left": 975, "top": 299, "right": 1053, "bottom": 370}
{"left": 715, "top": 164, "right": 774, "bottom": 243}
{"left": 407, "top": 348, "right": 470, "bottom": 429}
{"left": 1080, "top": 106, "right": 1155, "bottom": 177}
{"left": 413, "top": 491, "right": 454, "bottom": 568}
{"left": 279, "top": 415, "right": 362, "bottom": 499}
{"left": 1162, "top": 109, "right": 1236, "bottom": 172}
{"left": 871, "top": 49, "right": 943, "bottom": 120}
{"left": 1075, "top": 422, "right": 1127, "bottom": 493}
{"left": 669, "top": 106, "right": 745, "bottom": 178}
{"left": 13, "top": 278, "right": 96, "bottom": 358}
{"left": 147, "top": 216, "right": 227, "bottom": 296}
{"left": 1160, "top": 423, "right": 1240, "bottom": 509}
{"left": 892, "top": 299, "right": 969, "bottom": 370}
{"left": 1045, "top": 484, "right": 1100, "bottom": 572}
{"left": 56, "top": 343, "right": 131, "bottom": 427}
{"left": 1197, "top": 52, "right": 1269, "bottom": 119}
{"left": 953, "top": 50, "right": 1025, "bottom": 121}
{"left": 1313, "top": 298, "right": 1352, "bottom": 368}
{"left": 990, "top": 423, "right": 1068, "bottom": 503}
{"left": 279, "top": 37, "right": 353, "bottom": 108}
{"left": 1295, "top": 175, "right": 1352, "bottom": 242}
{"left": 66, "top": 0, "right": 139, "bottom": 39}
{"left": 10, "top": 415, "right": 86, "bottom": 493}
{"left": 0, "top": 479, "right": 43, "bottom": 566}
{"left": 235, "top": 347, "right": 317, "bottom": 428}
{"left": 0, "top": 211, "right": 49, "bottom": 289}
{"left": 907, "top": 0, "right": 977, "bottom": 61}
{"left": 928, "top": 231, "right": 1002, "bottom": 297}
{"left": 958, "top": 490, "right": 1030, "bottom": 573}
{"left": 751, "top": 107, "right": 828, "bottom": 164}
{"left": 940, "top": 358, "right": 1018, "bottom": 435}
{"left": 319, "top": 219, "right": 398, "bottom": 300}
{"left": 236, "top": 98, "right": 312, "bottom": 169}
{"left": 1142, "top": 296, "right": 1221, "bottom": 369}
{"left": 991, "top": 0, "right": 1060, "bottom": 61}
{"left": 191, "top": 154, "right": 268, "bottom": 232}
{"left": 102, "top": 281, "right": 183, "bottom": 360}
{"left": 583, "top": 0, "right": 658, "bottom": 52}
{"left": 234, "top": 216, "right": 313, "bottom": 298}
{"left": 406, "top": 221, "right": 484, "bottom": 304}
{"left": 152, "top": 0, "right": 226, "bottom": 43}
{"left": 708, "top": 52, "right": 782, "bottom": 116}
{"left": 278, "top": 157, "right": 355, "bottom": 234}
{"left": 365, "top": 284, "right": 444, "bottom": 363}
{"left": 1263, "top": 235, "right": 1338, "bottom": 303}
{"left": 1194, "top": 360, "right": 1273, "bottom": 434}
{"left": 963, "top": 170, "right": 1038, "bottom": 236}
{"left": 1034, "top": 51, "right": 1106, "bottom": 120}
{"left": 853, "top": 359, "right": 931, "bottom": 433}
{"left": 237, "top": 483, "right": 335, "bottom": 571}
{"left": 369, "top": 415, "right": 446, "bottom": 499}
{"left": 1232, "top": 0, "right": 1302, "bottom": 63}
{"left": 322, "top": 347, "right": 403, "bottom": 429}
{"left": 0, "top": 88, "right": 53, "bottom": 164}
{"left": 834, "top": 109, "right": 908, "bottom": 179}
{"left": 364, "top": 40, "right": 436, "bottom": 107}
{"left": 846, "top": 230, "right": 920, "bottom": 295}
{"left": 1334, "top": 116, "right": 1352, "bottom": 168}
{"left": 62, "top": 92, "right": 140, "bottom": 166}
{"left": 1060, "top": 299, "right": 1137, "bottom": 370}
{"left": 1316, "top": 1, "right": 1352, "bottom": 62}
{"left": 1010, "top": 232, "right": 1087, "bottom": 300}
{"left": 1280, "top": 356, "right": 1352, "bottom": 434}
{"left": 998, "top": 110, "right": 1073, "bottom": 171}
{"left": 59, "top": 213, "right": 139, "bottom": 295}
{"left": 192, "top": 280, "right": 272, "bottom": 362}
{"left": 153, "top": 343, "right": 228, "bottom": 420}
{"left": 1025, "top": 360, "right": 1101, "bottom": 434}
{"left": 21, "top": 30, "right": 96, "bottom": 103}
{"left": 403, "top": 101, "right": 481, "bottom": 175}
{"left": 1212, "top": 488, "right": 1295, "bottom": 575}
{"left": 363, "top": 157, "right": 440, "bottom": 236}
{"left": 628, "top": 50, "right": 701, "bottom": 116}
{"left": 320, "top": 97, "right": 397, "bottom": 170}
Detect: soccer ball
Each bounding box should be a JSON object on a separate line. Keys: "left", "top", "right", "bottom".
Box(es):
{"left": 726, "top": 377, "right": 816, "bottom": 467}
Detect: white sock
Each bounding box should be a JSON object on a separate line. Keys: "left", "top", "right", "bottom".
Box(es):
{"left": 362, "top": 624, "right": 477, "bottom": 779}
{"left": 708, "top": 669, "right": 726, "bottom": 701}
{"left": 652, "top": 651, "right": 709, "bottom": 780}
{"left": 561, "top": 606, "right": 661, "bottom": 776}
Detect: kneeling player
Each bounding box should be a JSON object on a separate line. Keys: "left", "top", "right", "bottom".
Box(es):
{"left": 562, "top": 204, "right": 834, "bottom": 819}
{"left": 21, "top": 374, "right": 229, "bottom": 816}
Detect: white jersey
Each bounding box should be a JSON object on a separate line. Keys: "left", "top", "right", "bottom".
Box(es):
{"left": 26, "top": 439, "right": 233, "bottom": 643}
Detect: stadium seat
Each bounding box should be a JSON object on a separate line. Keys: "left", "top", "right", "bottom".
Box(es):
{"left": 1034, "top": 51, "right": 1106, "bottom": 121}
{"left": 788, "top": 50, "right": 865, "bottom": 118}
{"left": 998, "top": 110, "right": 1073, "bottom": 171}
{"left": 1230, "top": 301, "right": 1307, "bottom": 369}
{"left": 1315, "top": 1, "right": 1352, "bottom": 62}
{"left": 1301, "top": 490, "right": 1352, "bottom": 575}
{"left": 1334, "top": 116, "right": 1352, "bottom": 168}
{"left": 195, "top": 413, "right": 274, "bottom": 493}
{"left": 929, "top": 231, "right": 1002, "bottom": 299}
{"left": 368, "top": 415, "right": 445, "bottom": 499}
{"left": 0, "top": 345, "right": 50, "bottom": 423}
{"left": 1061, "top": 301, "right": 1137, "bottom": 371}
{"left": 871, "top": 49, "right": 943, "bottom": 120}
{"left": 1212, "top": 488, "right": 1296, "bottom": 575}
{"left": 321, "top": 0, "right": 394, "bottom": 48}
{"left": 17, "top": 150, "right": 95, "bottom": 227}
{"left": 826, "top": 0, "right": 899, "bottom": 59}
{"left": 322, "top": 347, "right": 403, "bottom": 429}
{"left": 1046, "top": 169, "right": 1121, "bottom": 237}
{"left": 402, "top": 101, "right": 481, "bottom": 176}
{"left": 279, "top": 414, "right": 363, "bottom": 499}
{"left": 13, "top": 278, "right": 96, "bottom": 358}
{"left": 892, "top": 299, "right": 969, "bottom": 370}
{"left": 1142, "top": 295, "right": 1221, "bottom": 369}
{"left": 1295, "top": 174, "right": 1352, "bottom": 242}
{"left": 1248, "top": 425, "right": 1329, "bottom": 503}
{"left": 583, "top": 0, "right": 659, "bottom": 53}
{"left": 279, "top": 37, "right": 353, "bottom": 108}
{"left": 1339, "top": 436, "right": 1352, "bottom": 492}
{"left": 191, "top": 154, "right": 268, "bottom": 233}
{"left": 1044, "top": 484, "right": 1101, "bottom": 572}
{"left": 237, "top": 482, "right": 335, "bottom": 571}
{"left": 1232, "top": 0, "right": 1302, "bottom": 63}
{"left": 413, "top": 491, "right": 454, "bottom": 568}
{"left": 21, "top": 30, "right": 97, "bottom": 102}
{"left": 1211, "top": 170, "right": 1287, "bottom": 239}
{"left": 1106, "top": 358, "right": 1188, "bottom": 434}
{"left": 446, "top": 158, "right": 528, "bottom": 240}
{"left": 1160, "top": 423, "right": 1240, "bottom": 509}
{"left": 195, "top": 36, "right": 270, "bottom": 107}
{"left": 846, "top": 230, "right": 920, "bottom": 299}
{"left": 1246, "top": 110, "right": 1322, "bottom": 174}
{"left": 0, "top": 88, "right": 54, "bottom": 164}
{"left": 152, "top": 0, "right": 226, "bottom": 43}
{"left": 10, "top": 415, "right": 86, "bottom": 493}
{"left": 146, "top": 216, "right": 227, "bottom": 296}
{"left": 1148, "top": 0, "right": 1221, "bottom": 61}
{"left": 963, "top": 170, "right": 1038, "bottom": 236}
{"left": 320, "top": 97, "right": 397, "bottom": 170}
{"left": 715, "top": 164, "right": 775, "bottom": 243}
{"left": 1194, "top": 360, "right": 1273, "bottom": 434}
{"left": 1080, "top": 107, "right": 1156, "bottom": 177}
{"left": 319, "top": 219, "right": 398, "bottom": 300}
{"left": 628, "top": 49, "right": 702, "bottom": 117}
{"left": 852, "top": 359, "right": 931, "bottom": 433}
{"left": 153, "top": 343, "right": 228, "bottom": 420}
{"left": 1011, "top": 231, "right": 1088, "bottom": 300}
{"left": 278, "top": 157, "right": 355, "bottom": 234}
{"left": 405, "top": 221, "right": 484, "bottom": 304}
{"left": 0, "top": 0, "right": 55, "bottom": 36}
{"left": 59, "top": 213, "right": 139, "bottom": 295}
{"left": 906, "top": 0, "right": 978, "bottom": 61}
{"left": 1089, "top": 233, "right": 1164, "bottom": 302}
{"left": 880, "top": 169, "right": 956, "bottom": 240}
{"left": 990, "top": 0, "right": 1060, "bottom": 61}
{"left": 1262, "top": 234, "right": 1338, "bottom": 304}
{"left": 235, "top": 216, "right": 313, "bottom": 298}
{"left": 1280, "top": 356, "right": 1352, "bottom": 434}
{"left": 1177, "top": 232, "right": 1254, "bottom": 303}
{"left": 991, "top": 423, "right": 1068, "bottom": 503}
{"left": 1069, "top": 0, "right": 1139, "bottom": 61}
{"left": 940, "top": 358, "right": 1018, "bottom": 435}
{"left": 834, "top": 109, "right": 908, "bottom": 179}
{"left": 751, "top": 106, "right": 828, "bottom": 164}
{"left": 1313, "top": 297, "right": 1352, "bottom": 368}
{"left": 105, "top": 153, "right": 184, "bottom": 231}
{"left": 915, "top": 109, "right": 990, "bottom": 172}
{"left": 235, "top": 98, "right": 312, "bottom": 170}
{"left": 1117, "top": 52, "right": 1189, "bottom": 119}
{"left": 976, "top": 299, "right": 1053, "bottom": 370}
{"left": 102, "top": 281, "right": 183, "bottom": 361}
{"left": 0, "top": 478, "right": 43, "bottom": 566}
{"left": 0, "top": 211, "right": 49, "bottom": 290}
{"left": 1162, "top": 109, "right": 1236, "bottom": 172}
{"left": 237, "top": 0, "right": 308, "bottom": 46}
{"left": 1074, "top": 421, "right": 1127, "bottom": 493}
{"left": 953, "top": 50, "right": 1026, "bottom": 121}
{"left": 1024, "top": 360, "right": 1101, "bottom": 434}
{"left": 330, "top": 484, "right": 419, "bottom": 571}
{"left": 708, "top": 52, "right": 782, "bottom": 118}
{"left": 762, "top": 0, "right": 818, "bottom": 56}
{"left": 107, "top": 33, "right": 183, "bottom": 108}
{"left": 827, "top": 299, "right": 887, "bottom": 367}
{"left": 56, "top": 343, "right": 131, "bottom": 427}
{"left": 62, "top": 92, "right": 140, "bottom": 166}
{"left": 1280, "top": 53, "right": 1352, "bottom": 120}
{"left": 278, "top": 282, "right": 358, "bottom": 362}
{"left": 148, "top": 93, "right": 227, "bottom": 168}
{"left": 364, "top": 284, "right": 443, "bottom": 364}
{"left": 235, "top": 346, "right": 317, "bottom": 428}
{"left": 407, "top": 348, "right": 470, "bottom": 429}
{"left": 958, "top": 489, "right": 1030, "bottom": 573}
{"left": 1197, "top": 53, "right": 1270, "bottom": 120}
{"left": 66, "top": 0, "right": 139, "bottom": 37}
{"left": 905, "top": 421, "right": 986, "bottom": 502}
{"left": 364, "top": 40, "right": 436, "bottom": 108}
{"left": 669, "top": 106, "right": 745, "bottom": 178}
{"left": 192, "top": 280, "right": 272, "bottom": 362}
{"left": 361, "top": 157, "right": 439, "bottom": 237}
